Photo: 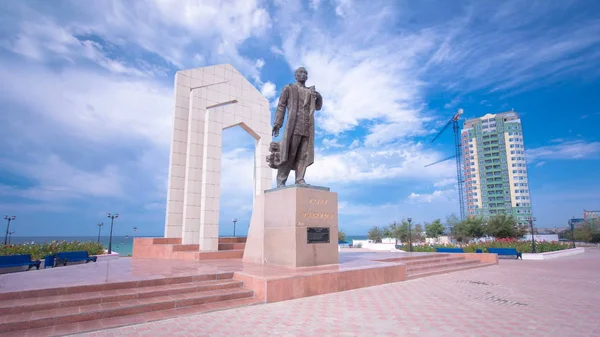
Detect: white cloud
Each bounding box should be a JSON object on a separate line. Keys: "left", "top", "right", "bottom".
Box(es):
{"left": 309, "top": 0, "right": 322, "bottom": 10}
{"left": 309, "top": 142, "right": 455, "bottom": 185}
{"left": 434, "top": 178, "right": 456, "bottom": 188}
{"left": 0, "top": 61, "right": 172, "bottom": 147}
{"left": 535, "top": 161, "right": 546, "bottom": 168}
{"left": 255, "top": 58, "right": 265, "bottom": 69}
{"left": 260, "top": 81, "right": 276, "bottom": 99}
{"left": 274, "top": 1, "right": 437, "bottom": 145}
{"left": 527, "top": 140, "right": 600, "bottom": 162}
{"left": 407, "top": 189, "right": 456, "bottom": 204}
{"left": 0, "top": 155, "right": 123, "bottom": 201}
{"left": 322, "top": 138, "right": 344, "bottom": 148}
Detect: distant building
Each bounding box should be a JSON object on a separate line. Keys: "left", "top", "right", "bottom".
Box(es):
{"left": 461, "top": 111, "right": 532, "bottom": 226}
{"left": 568, "top": 218, "right": 586, "bottom": 228}
{"left": 583, "top": 210, "right": 600, "bottom": 221}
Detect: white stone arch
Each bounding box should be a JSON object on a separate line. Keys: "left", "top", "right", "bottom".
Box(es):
{"left": 164, "top": 64, "right": 272, "bottom": 251}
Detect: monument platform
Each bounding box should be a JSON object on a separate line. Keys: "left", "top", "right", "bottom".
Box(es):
{"left": 133, "top": 237, "right": 247, "bottom": 260}
{"left": 0, "top": 250, "right": 496, "bottom": 336}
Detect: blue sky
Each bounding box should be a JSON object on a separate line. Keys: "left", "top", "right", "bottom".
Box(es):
{"left": 1, "top": 0, "right": 599, "bottom": 237}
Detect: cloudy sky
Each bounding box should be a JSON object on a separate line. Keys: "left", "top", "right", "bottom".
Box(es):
{"left": 1, "top": 0, "right": 599, "bottom": 237}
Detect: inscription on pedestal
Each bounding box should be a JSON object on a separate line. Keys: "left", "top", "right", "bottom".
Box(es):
{"left": 307, "top": 227, "right": 330, "bottom": 244}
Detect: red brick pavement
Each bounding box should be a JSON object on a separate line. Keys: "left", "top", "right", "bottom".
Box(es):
{"left": 80, "top": 249, "right": 600, "bottom": 337}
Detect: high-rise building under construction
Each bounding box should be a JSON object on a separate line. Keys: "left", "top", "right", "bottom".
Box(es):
{"left": 461, "top": 111, "right": 532, "bottom": 226}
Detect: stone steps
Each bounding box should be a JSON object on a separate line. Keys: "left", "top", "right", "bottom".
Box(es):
{"left": 133, "top": 237, "right": 247, "bottom": 260}
{"left": 407, "top": 259, "right": 481, "bottom": 273}
{"left": 0, "top": 279, "right": 243, "bottom": 315}
{"left": 0, "top": 273, "right": 260, "bottom": 336}
{"left": 407, "top": 262, "right": 497, "bottom": 280}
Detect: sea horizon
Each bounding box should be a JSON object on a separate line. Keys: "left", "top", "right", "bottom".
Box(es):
{"left": 7, "top": 234, "right": 369, "bottom": 256}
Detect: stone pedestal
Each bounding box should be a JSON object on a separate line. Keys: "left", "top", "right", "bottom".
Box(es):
{"left": 243, "top": 185, "right": 339, "bottom": 268}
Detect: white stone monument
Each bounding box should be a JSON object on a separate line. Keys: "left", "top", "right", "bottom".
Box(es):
{"left": 164, "top": 64, "right": 272, "bottom": 251}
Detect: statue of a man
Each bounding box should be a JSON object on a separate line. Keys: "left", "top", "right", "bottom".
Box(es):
{"left": 269, "top": 67, "right": 323, "bottom": 187}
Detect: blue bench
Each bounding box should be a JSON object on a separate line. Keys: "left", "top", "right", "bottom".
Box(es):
{"left": 0, "top": 254, "right": 41, "bottom": 271}
{"left": 55, "top": 251, "right": 97, "bottom": 266}
{"left": 435, "top": 247, "right": 464, "bottom": 253}
{"left": 487, "top": 248, "right": 522, "bottom": 260}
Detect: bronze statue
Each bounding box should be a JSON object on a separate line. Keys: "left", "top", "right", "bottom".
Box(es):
{"left": 267, "top": 67, "right": 323, "bottom": 187}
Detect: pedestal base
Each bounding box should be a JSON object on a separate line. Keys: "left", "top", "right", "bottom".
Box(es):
{"left": 243, "top": 185, "right": 339, "bottom": 268}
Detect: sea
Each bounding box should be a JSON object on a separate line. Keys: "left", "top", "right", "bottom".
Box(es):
{"left": 9, "top": 234, "right": 369, "bottom": 256}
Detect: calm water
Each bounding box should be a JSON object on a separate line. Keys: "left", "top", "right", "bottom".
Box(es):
{"left": 9, "top": 236, "right": 139, "bottom": 256}
{"left": 9, "top": 234, "right": 369, "bottom": 256}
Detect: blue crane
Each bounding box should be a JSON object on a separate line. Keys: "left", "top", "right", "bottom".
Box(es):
{"left": 425, "top": 108, "right": 465, "bottom": 220}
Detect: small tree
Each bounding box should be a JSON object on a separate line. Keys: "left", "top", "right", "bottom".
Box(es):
{"left": 425, "top": 219, "right": 445, "bottom": 239}
{"left": 367, "top": 226, "right": 383, "bottom": 243}
{"left": 338, "top": 230, "right": 347, "bottom": 242}
{"left": 464, "top": 217, "right": 486, "bottom": 240}
{"left": 486, "top": 214, "right": 518, "bottom": 238}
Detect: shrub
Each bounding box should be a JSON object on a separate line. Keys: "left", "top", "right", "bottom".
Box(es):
{"left": 0, "top": 241, "right": 105, "bottom": 260}
{"left": 399, "top": 239, "right": 571, "bottom": 254}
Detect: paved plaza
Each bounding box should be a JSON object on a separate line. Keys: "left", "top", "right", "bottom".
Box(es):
{"left": 80, "top": 249, "right": 600, "bottom": 337}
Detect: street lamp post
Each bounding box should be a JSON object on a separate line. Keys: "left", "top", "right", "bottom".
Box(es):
{"left": 3, "top": 215, "right": 16, "bottom": 245}
{"left": 570, "top": 217, "right": 576, "bottom": 249}
{"left": 133, "top": 227, "right": 138, "bottom": 237}
{"left": 529, "top": 217, "right": 537, "bottom": 253}
{"left": 407, "top": 218, "right": 413, "bottom": 252}
{"left": 97, "top": 223, "right": 104, "bottom": 244}
{"left": 8, "top": 231, "right": 14, "bottom": 244}
{"left": 392, "top": 221, "right": 398, "bottom": 246}
{"left": 232, "top": 218, "right": 238, "bottom": 237}
{"left": 107, "top": 213, "right": 119, "bottom": 254}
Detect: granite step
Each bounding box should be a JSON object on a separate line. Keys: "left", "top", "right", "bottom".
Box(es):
{"left": 378, "top": 254, "right": 453, "bottom": 263}
{"left": 403, "top": 256, "right": 467, "bottom": 266}
{"left": 218, "top": 243, "right": 246, "bottom": 250}
{"left": 0, "top": 297, "right": 264, "bottom": 337}
{"left": 0, "top": 273, "right": 234, "bottom": 301}
{"left": 195, "top": 249, "right": 244, "bottom": 260}
{"left": 406, "top": 259, "right": 481, "bottom": 273}
{"left": 407, "top": 262, "right": 496, "bottom": 280}
{"left": 0, "top": 287, "right": 254, "bottom": 333}
{"left": 0, "top": 279, "right": 243, "bottom": 315}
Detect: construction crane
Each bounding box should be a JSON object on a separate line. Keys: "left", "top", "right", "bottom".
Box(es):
{"left": 425, "top": 108, "right": 465, "bottom": 220}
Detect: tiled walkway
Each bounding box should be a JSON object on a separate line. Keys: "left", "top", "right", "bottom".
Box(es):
{"left": 81, "top": 249, "right": 600, "bottom": 337}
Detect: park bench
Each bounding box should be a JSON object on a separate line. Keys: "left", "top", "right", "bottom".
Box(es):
{"left": 55, "top": 251, "right": 97, "bottom": 266}
{"left": 435, "top": 247, "right": 464, "bottom": 253}
{"left": 0, "top": 254, "right": 41, "bottom": 271}
{"left": 487, "top": 248, "right": 522, "bottom": 260}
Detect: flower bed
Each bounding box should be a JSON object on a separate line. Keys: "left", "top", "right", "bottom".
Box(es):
{"left": 0, "top": 241, "right": 105, "bottom": 260}
{"left": 399, "top": 238, "right": 571, "bottom": 254}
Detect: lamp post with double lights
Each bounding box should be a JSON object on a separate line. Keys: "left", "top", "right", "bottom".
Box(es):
{"left": 97, "top": 223, "right": 104, "bottom": 244}
{"left": 570, "top": 217, "right": 576, "bottom": 249}
{"left": 4, "top": 215, "right": 16, "bottom": 245}
{"left": 407, "top": 217, "right": 413, "bottom": 252}
{"left": 107, "top": 213, "right": 119, "bottom": 254}
{"left": 529, "top": 216, "right": 537, "bottom": 253}
{"left": 232, "top": 218, "right": 238, "bottom": 237}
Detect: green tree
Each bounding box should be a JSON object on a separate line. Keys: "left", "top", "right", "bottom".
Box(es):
{"left": 367, "top": 226, "right": 383, "bottom": 243}
{"left": 338, "top": 230, "right": 347, "bottom": 242}
{"left": 384, "top": 221, "right": 410, "bottom": 245}
{"left": 486, "top": 214, "right": 518, "bottom": 238}
{"left": 464, "top": 217, "right": 486, "bottom": 239}
{"left": 451, "top": 217, "right": 486, "bottom": 243}
{"left": 425, "top": 219, "right": 445, "bottom": 239}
